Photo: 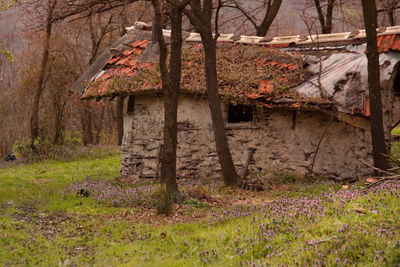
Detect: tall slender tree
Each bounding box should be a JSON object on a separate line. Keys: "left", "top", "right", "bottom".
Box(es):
{"left": 184, "top": 0, "right": 239, "bottom": 186}
{"left": 313, "top": 0, "right": 336, "bottom": 33}
{"left": 152, "top": 0, "right": 189, "bottom": 213}
{"left": 361, "top": 0, "right": 390, "bottom": 171}
{"left": 30, "top": 0, "right": 58, "bottom": 142}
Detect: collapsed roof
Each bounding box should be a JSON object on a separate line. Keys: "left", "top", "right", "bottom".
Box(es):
{"left": 73, "top": 22, "right": 400, "bottom": 128}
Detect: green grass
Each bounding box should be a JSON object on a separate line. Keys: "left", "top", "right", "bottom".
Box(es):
{"left": 392, "top": 127, "right": 400, "bottom": 136}
{"left": 0, "top": 155, "right": 120, "bottom": 211}
{"left": 0, "top": 155, "right": 400, "bottom": 266}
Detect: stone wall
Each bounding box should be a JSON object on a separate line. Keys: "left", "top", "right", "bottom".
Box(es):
{"left": 120, "top": 95, "right": 373, "bottom": 180}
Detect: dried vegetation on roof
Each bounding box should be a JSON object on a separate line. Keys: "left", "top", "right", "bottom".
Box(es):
{"left": 83, "top": 41, "right": 310, "bottom": 103}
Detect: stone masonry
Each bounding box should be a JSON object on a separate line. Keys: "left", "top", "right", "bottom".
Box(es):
{"left": 120, "top": 95, "right": 374, "bottom": 180}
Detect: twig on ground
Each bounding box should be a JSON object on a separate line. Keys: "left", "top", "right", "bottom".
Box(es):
{"left": 365, "top": 176, "right": 400, "bottom": 189}
{"left": 356, "top": 156, "right": 400, "bottom": 189}
{"left": 357, "top": 158, "right": 394, "bottom": 176}
{"left": 306, "top": 236, "right": 339, "bottom": 246}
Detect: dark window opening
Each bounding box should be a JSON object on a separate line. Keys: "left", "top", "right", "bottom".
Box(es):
{"left": 127, "top": 96, "right": 135, "bottom": 114}
{"left": 228, "top": 104, "right": 253, "bottom": 123}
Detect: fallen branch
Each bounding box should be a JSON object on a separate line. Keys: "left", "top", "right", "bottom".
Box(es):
{"left": 306, "top": 236, "right": 339, "bottom": 246}
{"left": 365, "top": 176, "right": 400, "bottom": 189}
{"left": 355, "top": 157, "right": 400, "bottom": 189}
{"left": 353, "top": 207, "right": 367, "bottom": 214}
{"left": 357, "top": 158, "right": 394, "bottom": 176}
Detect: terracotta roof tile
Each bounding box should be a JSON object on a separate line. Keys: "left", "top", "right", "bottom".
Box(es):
{"left": 107, "top": 56, "right": 121, "bottom": 64}
{"left": 130, "top": 40, "right": 148, "bottom": 49}
{"left": 258, "top": 80, "right": 274, "bottom": 93}
{"left": 377, "top": 34, "right": 400, "bottom": 53}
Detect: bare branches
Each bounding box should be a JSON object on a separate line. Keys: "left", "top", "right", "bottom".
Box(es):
{"left": 222, "top": 2, "right": 258, "bottom": 29}
{"left": 359, "top": 153, "right": 400, "bottom": 189}
{"left": 301, "top": 9, "right": 330, "bottom": 99}
{"left": 53, "top": 0, "right": 142, "bottom": 22}
{"left": 88, "top": 12, "right": 114, "bottom": 64}
{"left": 222, "top": 0, "right": 282, "bottom": 36}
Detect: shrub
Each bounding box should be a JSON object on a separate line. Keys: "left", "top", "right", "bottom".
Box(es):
{"left": 13, "top": 131, "right": 120, "bottom": 162}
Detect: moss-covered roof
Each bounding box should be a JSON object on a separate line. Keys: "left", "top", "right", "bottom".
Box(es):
{"left": 83, "top": 40, "right": 312, "bottom": 101}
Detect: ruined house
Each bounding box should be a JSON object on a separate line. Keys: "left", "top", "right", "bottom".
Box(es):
{"left": 73, "top": 22, "right": 400, "bottom": 179}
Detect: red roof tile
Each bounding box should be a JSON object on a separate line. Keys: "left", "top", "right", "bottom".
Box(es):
{"left": 107, "top": 56, "right": 121, "bottom": 64}
{"left": 130, "top": 40, "right": 148, "bottom": 49}
{"left": 377, "top": 34, "right": 400, "bottom": 53}
{"left": 258, "top": 80, "right": 274, "bottom": 93}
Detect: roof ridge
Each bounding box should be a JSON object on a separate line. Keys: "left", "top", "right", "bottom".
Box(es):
{"left": 128, "top": 21, "right": 400, "bottom": 47}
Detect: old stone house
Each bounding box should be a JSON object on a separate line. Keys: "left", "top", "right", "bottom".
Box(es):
{"left": 73, "top": 23, "right": 400, "bottom": 180}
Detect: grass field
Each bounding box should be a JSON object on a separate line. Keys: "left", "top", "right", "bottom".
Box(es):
{"left": 392, "top": 127, "right": 400, "bottom": 136}
{"left": 0, "top": 155, "right": 399, "bottom": 266}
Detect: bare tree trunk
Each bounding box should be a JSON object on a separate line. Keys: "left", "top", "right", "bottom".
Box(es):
{"left": 53, "top": 96, "right": 65, "bottom": 145}
{"left": 80, "top": 101, "right": 94, "bottom": 146}
{"left": 185, "top": 0, "right": 239, "bottom": 186}
{"left": 256, "top": 0, "right": 282, "bottom": 36}
{"left": 314, "top": 0, "right": 327, "bottom": 33}
{"left": 116, "top": 96, "right": 124, "bottom": 146}
{"left": 313, "top": 0, "right": 335, "bottom": 34}
{"left": 152, "top": 0, "right": 186, "bottom": 213}
{"left": 162, "top": 3, "right": 185, "bottom": 198}
{"left": 95, "top": 104, "right": 105, "bottom": 145}
{"left": 30, "top": 0, "right": 58, "bottom": 141}
{"left": 362, "top": 0, "right": 390, "bottom": 171}
{"left": 202, "top": 35, "right": 239, "bottom": 186}
{"left": 388, "top": 9, "right": 395, "bottom": 26}
{"left": 325, "top": 0, "right": 335, "bottom": 33}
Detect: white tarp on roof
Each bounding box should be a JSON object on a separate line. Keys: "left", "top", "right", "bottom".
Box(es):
{"left": 295, "top": 44, "right": 400, "bottom": 113}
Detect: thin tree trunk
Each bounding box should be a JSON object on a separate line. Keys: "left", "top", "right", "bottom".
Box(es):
{"left": 185, "top": 0, "right": 239, "bottom": 186}
{"left": 30, "top": 0, "right": 57, "bottom": 141}
{"left": 314, "top": 0, "right": 327, "bottom": 33}
{"left": 162, "top": 4, "right": 184, "bottom": 197}
{"left": 313, "top": 0, "right": 336, "bottom": 34}
{"left": 116, "top": 96, "right": 124, "bottom": 146}
{"left": 95, "top": 104, "right": 105, "bottom": 145}
{"left": 325, "top": 0, "right": 335, "bottom": 33}
{"left": 388, "top": 9, "right": 395, "bottom": 26}
{"left": 152, "top": 0, "right": 184, "bottom": 205}
{"left": 201, "top": 33, "right": 239, "bottom": 186}
{"left": 256, "top": 0, "right": 282, "bottom": 36}
{"left": 362, "top": 0, "right": 390, "bottom": 171}
{"left": 80, "top": 101, "right": 94, "bottom": 146}
{"left": 53, "top": 97, "right": 64, "bottom": 145}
